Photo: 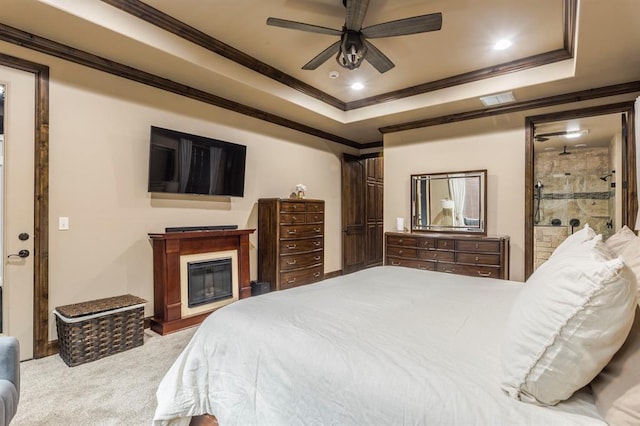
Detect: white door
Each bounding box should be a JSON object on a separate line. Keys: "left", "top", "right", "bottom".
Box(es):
{"left": 1, "top": 65, "right": 35, "bottom": 360}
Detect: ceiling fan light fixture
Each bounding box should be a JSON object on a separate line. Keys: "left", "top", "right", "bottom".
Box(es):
{"left": 336, "top": 31, "right": 367, "bottom": 70}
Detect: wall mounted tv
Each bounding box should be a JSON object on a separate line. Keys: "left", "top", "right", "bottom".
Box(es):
{"left": 148, "top": 126, "right": 246, "bottom": 197}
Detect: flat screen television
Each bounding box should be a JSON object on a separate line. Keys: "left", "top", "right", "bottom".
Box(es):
{"left": 148, "top": 126, "right": 246, "bottom": 197}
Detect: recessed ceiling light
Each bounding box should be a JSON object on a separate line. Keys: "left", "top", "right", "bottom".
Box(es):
{"left": 351, "top": 82, "right": 364, "bottom": 90}
{"left": 494, "top": 39, "right": 512, "bottom": 50}
{"left": 328, "top": 71, "right": 339, "bottom": 79}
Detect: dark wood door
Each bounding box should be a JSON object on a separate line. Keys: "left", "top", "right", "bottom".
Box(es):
{"left": 365, "top": 157, "right": 384, "bottom": 267}
{"left": 341, "top": 154, "right": 383, "bottom": 275}
{"left": 342, "top": 154, "right": 365, "bottom": 274}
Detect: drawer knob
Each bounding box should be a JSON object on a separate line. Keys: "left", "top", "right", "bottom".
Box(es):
{"left": 313, "top": 241, "right": 320, "bottom": 246}
{"left": 314, "top": 228, "right": 321, "bottom": 233}
{"left": 314, "top": 256, "right": 321, "bottom": 261}
{"left": 433, "top": 253, "right": 438, "bottom": 258}
{"left": 313, "top": 272, "right": 320, "bottom": 278}
{"left": 286, "top": 244, "right": 297, "bottom": 249}
{"left": 443, "top": 268, "right": 455, "bottom": 273}
{"left": 288, "top": 229, "right": 297, "bottom": 234}
{"left": 442, "top": 242, "right": 448, "bottom": 247}
{"left": 475, "top": 256, "right": 479, "bottom": 262}
{"left": 391, "top": 261, "right": 401, "bottom": 266}
{"left": 287, "top": 277, "right": 296, "bottom": 284}
{"left": 475, "top": 243, "right": 479, "bottom": 249}
{"left": 398, "top": 239, "right": 403, "bottom": 243}
{"left": 399, "top": 250, "right": 403, "bottom": 254}
{"left": 477, "top": 271, "right": 492, "bottom": 277}
{"left": 287, "top": 259, "right": 297, "bottom": 265}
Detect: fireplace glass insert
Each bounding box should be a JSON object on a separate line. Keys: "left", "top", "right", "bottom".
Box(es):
{"left": 187, "top": 258, "right": 233, "bottom": 307}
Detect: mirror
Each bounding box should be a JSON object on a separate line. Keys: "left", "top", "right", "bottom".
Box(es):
{"left": 411, "top": 169, "right": 487, "bottom": 234}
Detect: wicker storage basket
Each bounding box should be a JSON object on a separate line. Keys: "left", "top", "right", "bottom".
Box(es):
{"left": 54, "top": 294, "right": 147, "bottom": 367}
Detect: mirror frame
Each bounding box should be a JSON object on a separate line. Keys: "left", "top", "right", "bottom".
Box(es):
{"left": 410, "top": 169, "right": 487, "bottom": 235}
{"left": 525, "top": 101, "right": 637, "bottom": 279}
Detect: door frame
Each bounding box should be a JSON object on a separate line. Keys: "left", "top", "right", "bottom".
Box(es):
{"left": 524, "top": 101, "right": 637, "bottom": 279}
{"left": 0, "top": 53, "right": 51, "bottom": 358}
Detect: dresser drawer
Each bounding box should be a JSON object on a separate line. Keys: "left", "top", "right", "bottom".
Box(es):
{"left": 386, "top": 246, "right": 417, "bottom": 258}
{"left": 280, "top": 238, "right": 323, "bottom": 254}
{"left": 387, "top": 257, "right": 435, "bottom": 271}
{"left": 280, "top": 224, "right": 323, "bottom": 239}
{"left": 417, "top": 238, "right": 437, "bottom": 249}
{"left": 280, "top": 213, "right": 305, "bottom": 224}
{"left": 386, "top": 257, "right": 420, "bottom": 268}
{"left": 456, "top": 240, "right": 500, "bottom": 253}
{"left": 306, "top": 212, "right": 324, "bottom": 224}
{"left": 436, "top": 263, "right": 500, "bottom": 278}
{"left": 457, "top": 252, "right": 500, "bottom": 266}
{"left": 280, "top": 201, "right": 305, "bottom": 212}
{"left": 280, "top": 266, "right": 323, "bottom": 290}
{"left": 279, "top": 252, "right": 323, "bottom": 271}
{"left": 306, "top": 202, "right": 324, "bottom": 213}
{"left": 387, "top": 236, "right": 417, "bottom": 247}
{"left": 419, "top": 250, "right": 455, "bottom": 262}
{"left": 437, "top": 239, "right": 454, "bottom": 250}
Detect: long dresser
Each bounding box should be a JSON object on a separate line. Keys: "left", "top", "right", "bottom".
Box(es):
{"left": 385, "top": 232, "right": 510, "bottom": 280}
{"left": 258, "top": 198, "right": 325, "bottom": 291}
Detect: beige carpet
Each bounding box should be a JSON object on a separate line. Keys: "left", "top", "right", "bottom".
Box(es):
{"left": 12, "top": 326, "right": 197, "bottom": 426}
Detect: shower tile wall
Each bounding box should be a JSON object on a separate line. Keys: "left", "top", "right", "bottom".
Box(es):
{"left": 534, "top": 226, "right": 569, "bottom": 269}
{"left": 535, "top": 146, "right": 612, "bottom": 237}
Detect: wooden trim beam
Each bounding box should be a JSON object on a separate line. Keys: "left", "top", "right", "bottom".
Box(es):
{"left": 379, "top": 81, "right": 640, "bottom": 134}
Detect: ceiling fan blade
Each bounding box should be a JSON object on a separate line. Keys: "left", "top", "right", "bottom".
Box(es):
{"left": 302, "top": 40, "right": 342, "bottom": 70}
{"left": 345, "top": 0, "right": 370, "bottom": 31}
{"left": 266, "top": 17, "right": 342, "bottom": 36}
{"left": 363, "top": 40, "right": 394, "bottom": 73}
{"left": 362, "top": 13, "right": 442, "bottom": 38}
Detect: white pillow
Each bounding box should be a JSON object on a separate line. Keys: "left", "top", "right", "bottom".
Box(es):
{"left": 501, "top": 237, "right": 637, "bottom": 405}
{"left": 549, "top": 223, "right": 596, "bottom": 259}
{"left": 606, "top": 225, "right": 639, "bottom": 257}
{"left": 620, "top": 237, "right": 640, "bottom": 297}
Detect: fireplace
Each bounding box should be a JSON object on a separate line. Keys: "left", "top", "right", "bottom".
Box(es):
{"left": 149, "top": 229, "right": 254, "bottom": 335}
{"left": 180, "top": 250, "right": 238, "bottom": 318}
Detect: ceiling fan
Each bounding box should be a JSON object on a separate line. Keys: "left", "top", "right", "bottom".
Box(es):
{"left": 266, "top": 0, "right": 442, "bottom": 73}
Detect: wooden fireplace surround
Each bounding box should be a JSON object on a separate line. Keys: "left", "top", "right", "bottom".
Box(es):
{"left": 149, "top": 229, "right": 255, "bottom": 335}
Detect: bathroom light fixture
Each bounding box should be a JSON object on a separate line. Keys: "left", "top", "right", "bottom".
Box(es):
{"left": 564, "top": 129, "right": 589, "bottom": 139}
{"left": 351, "top": 82, "right": 364, "bottom": 90}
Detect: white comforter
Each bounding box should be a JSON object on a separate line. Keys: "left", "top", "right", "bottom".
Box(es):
{"left": 154, "top": 266, "right": 604, "bottom": 425}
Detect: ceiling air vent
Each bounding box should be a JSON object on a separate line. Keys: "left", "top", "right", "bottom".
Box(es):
{"left": 479, "top": 91, "right": 516, "bottom": 107}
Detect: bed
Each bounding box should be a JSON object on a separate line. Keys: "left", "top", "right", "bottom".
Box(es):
{"left": 154, "top": 225, "right": 640, "bottom": 426}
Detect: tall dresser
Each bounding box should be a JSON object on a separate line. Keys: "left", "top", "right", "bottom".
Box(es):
{"left": 385, "top": 232, "right": 510, "bottom": 280}
{"left": 258, "top": 198, "right": 325, "bottom": 290}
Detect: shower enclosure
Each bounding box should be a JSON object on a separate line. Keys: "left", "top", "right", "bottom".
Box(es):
{"left": 532, "top": 113, "right": 622, "bottom": 270}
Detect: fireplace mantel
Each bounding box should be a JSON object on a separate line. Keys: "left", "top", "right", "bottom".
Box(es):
{"left": 149, "top": 229, "right": 255, "bottom": 335}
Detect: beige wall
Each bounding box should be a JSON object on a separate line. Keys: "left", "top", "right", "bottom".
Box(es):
{"left": 0, "top": 42, "right": 349, "bottom": 339}
{"left": 384, "top": 118, "right": 527, "bottom": 282}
